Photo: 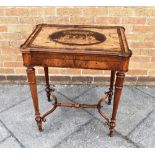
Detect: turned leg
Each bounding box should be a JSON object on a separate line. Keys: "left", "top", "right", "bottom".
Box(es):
{"left": 109, "top": 71, "right": 125, "bottom": 136}
{"left": 44, "top": 66, "right": 51, "bottom": 102}
{"left": 26, "top": 67, "right": 42, "bottom": 131}
{"left": 107, "top": 70, "right": 116, "bottom": 105}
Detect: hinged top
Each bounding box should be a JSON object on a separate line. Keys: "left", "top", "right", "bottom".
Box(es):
{"left": 20, "top": 24, "right": 132, "bottom": 57}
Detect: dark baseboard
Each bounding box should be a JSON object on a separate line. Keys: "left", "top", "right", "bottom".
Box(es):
{"left": 0, "top": 75, "right": 155, "bottom": 86}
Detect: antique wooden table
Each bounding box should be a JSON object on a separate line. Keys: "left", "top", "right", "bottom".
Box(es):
{"left": 20, "top": 24, "right": 132, "bottom": 136}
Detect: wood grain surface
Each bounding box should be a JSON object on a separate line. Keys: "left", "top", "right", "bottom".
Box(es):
{"left": 21, "top": 24, "right": 131, "bottom": 57}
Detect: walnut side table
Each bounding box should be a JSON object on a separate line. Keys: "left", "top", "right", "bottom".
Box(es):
{"left": 20, "top": 24, "right": 132, "bottom": 136}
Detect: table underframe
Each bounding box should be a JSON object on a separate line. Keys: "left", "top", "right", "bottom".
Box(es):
{"left": 26, "top": 66, "right": 125, "bottom": 137}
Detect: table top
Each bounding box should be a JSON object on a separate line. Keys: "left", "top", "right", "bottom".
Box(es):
{"left": 20, "top": 24, "right": 132, "bottom": 58}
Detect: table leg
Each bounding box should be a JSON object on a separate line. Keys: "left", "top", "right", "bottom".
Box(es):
{"left": 44, "top": 66, "right": 51, "bottom": 102}
{"left": 109, "top": 71, "right": 125, "bottom": 136}
{"left": 107, "top": 70, "right": 116, "bottom": 105}
{"left": 26, "top": 67, "right": 42, "bottom": 131}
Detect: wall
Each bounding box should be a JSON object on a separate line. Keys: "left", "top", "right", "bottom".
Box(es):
{"left": 0, "top": 7, "right": 155, "bottom": 85}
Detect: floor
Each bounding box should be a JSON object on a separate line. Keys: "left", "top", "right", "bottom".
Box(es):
{"left": 0, "top": 84, "right": 154, "bottom": 148}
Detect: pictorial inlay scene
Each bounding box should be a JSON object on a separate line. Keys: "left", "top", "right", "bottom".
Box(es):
{"left": 49, "top": 29, "right": 106, "bottom": 46}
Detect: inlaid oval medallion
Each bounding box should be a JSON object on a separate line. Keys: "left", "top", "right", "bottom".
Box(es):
{"left": 49, "top": 29, "right": 106, "bottom": 46}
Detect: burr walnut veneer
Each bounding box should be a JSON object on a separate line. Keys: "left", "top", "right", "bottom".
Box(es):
{"left": 20, "top": 24, "right": 132, "bottom": 136}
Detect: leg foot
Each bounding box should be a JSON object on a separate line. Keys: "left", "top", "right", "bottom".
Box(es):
{"left": 109, "top": 119, "right": 116, "bottom": 137}
{"left": 35, "top": 116, "right": 43, "bottom": 132}
{"left": 109, "top": 131, "right": 113, "bottom": 137}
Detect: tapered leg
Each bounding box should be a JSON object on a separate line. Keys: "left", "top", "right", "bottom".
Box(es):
{"left": 44, "top": 66, "right": 51, "bottom": 102}
{"left": 107, "top": 70, "right": 116, "bottom": 105}
{"left": 26, "top": 67, "right": 42, "bottom": 131}
{"left": 109, "top": 71, "right": 125, "bottom": 136}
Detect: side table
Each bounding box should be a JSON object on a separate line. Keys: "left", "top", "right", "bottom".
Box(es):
{"left": 20, "top": 24, "right": 132, "bottom": 136}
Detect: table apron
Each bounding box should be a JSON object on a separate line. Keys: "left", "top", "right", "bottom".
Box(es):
{"left": 22, "top": 53, "right": 129, "bottom": 71}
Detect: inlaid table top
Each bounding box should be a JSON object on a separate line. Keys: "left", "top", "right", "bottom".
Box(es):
{"left": 21, "top": 24, "right": 131, "bottom": 58}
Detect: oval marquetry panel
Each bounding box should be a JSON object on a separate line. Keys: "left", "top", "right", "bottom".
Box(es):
{"left": 49, "top": 29, "right": 106, "bottom": 46}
